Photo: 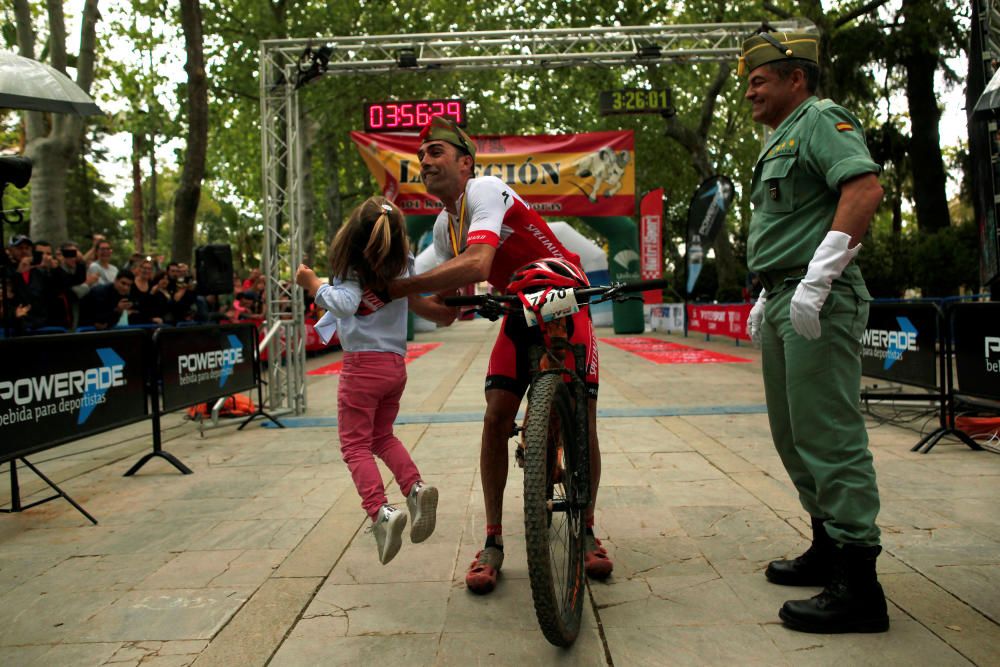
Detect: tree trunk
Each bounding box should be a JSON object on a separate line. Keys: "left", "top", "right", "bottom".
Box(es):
{"left": 320, "top": 134, "right": 342, "bottom": 248}
{"left": 147, "top": 135, "right": 159, "bottom": 246}
{"left": 172, "top": 0, "right": 208, "bottom": 265}
{"left": 132, "top": 132, "right": 145, "bottom": 252}
{"left": 901, "top": 0, "right": 951, "bottom": 233}
{"left": 16, "top": 0, "right": 99, "bottom": 245}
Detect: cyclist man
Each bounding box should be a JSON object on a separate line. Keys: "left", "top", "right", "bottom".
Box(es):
{"left": 388, "top": 116, "right": 612, "bottom": 593}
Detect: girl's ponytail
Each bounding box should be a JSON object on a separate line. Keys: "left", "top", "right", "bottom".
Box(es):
{"left": 364, "top": 204, "right": 394, "bottom": 269}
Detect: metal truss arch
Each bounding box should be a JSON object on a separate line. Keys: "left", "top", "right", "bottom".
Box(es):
{"left": 258, "top": 20, "right": 814, "bottom": 414}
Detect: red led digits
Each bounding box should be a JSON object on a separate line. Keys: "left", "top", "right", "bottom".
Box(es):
{"left": 363, "top": 99, "right": 466, "bottom": 132}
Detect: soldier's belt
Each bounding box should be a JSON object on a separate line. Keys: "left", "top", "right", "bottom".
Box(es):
{"left": 759, "top": 266, "right": 808, "bottom": 292}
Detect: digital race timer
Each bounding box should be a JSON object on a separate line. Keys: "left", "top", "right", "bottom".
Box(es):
{"left": 363, "top": 99, "right": 467, "bottom": 132}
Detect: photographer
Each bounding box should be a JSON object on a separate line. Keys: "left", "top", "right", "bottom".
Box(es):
{"left": 79, "top": 268, "right": 135, "bottom": 330}
{"left": 51, "top": 242, "right": 99, "bottom": 329}
{"left": 163, "top": 261, "right": 196, "bottom": 323}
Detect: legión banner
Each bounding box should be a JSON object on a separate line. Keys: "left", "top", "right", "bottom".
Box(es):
{"left": 156, "top": 324, "right": 257, "bottom": 412}
{"left": 0, "top": 330, "right": 148, "bottom": 462}
{"left": 350, "top": 130, "right": 635, "bottom": 217}
{"left": 952, "top": 302, "right": 1000, "bottom": 400}
{"left": 860, "top": 303, "right": 939, "bottom": 389}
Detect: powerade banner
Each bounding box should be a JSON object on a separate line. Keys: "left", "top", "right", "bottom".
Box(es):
{"left": 0, "top": 330, "right": 148, "bottom": 463}
{"left": 860, "top": 303, "right": 938, "bottom": 389}
{"left": 640, "top": 188, "right": 664, "bottom": 304}
{"left": 952, "top": 302, "right": 1000, "bottom": 400}
{"left": 687, "top": 303, "right": 751, "bottom": 341}
{"left": 350, "top": 130, "right": 635, "bottom": 217}
{"left": 685, "top": 175, "right": 734, "bottom": 295}
{"left": 157, "top": 324, "right": 257, "bottom": 412}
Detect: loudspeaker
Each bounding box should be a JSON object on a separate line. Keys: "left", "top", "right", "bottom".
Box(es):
{"left": 195, "top": 244, "right": 234, "bottom": 295}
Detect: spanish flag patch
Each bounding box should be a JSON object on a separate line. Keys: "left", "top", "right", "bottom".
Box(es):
{"left": 835, "top": 121, "right": 854, "bottom": 132}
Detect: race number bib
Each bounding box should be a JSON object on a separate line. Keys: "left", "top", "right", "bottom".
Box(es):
{"left": 522, "top": 288, "right": 580, "bottom": 327}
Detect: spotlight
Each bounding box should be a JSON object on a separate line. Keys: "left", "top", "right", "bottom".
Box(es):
{"left": 397, "top": 48, "right": 418, "bottom": 68}
{"left": 636, "top": 42, "right": 662, "bottom": 59}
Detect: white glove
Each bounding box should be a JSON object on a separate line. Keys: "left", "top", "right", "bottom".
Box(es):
{"left": 747, "top": 288, "right": 767, "bottom": 343}
{"left": 790, "top": 231, "right": 861, "bottom": 340}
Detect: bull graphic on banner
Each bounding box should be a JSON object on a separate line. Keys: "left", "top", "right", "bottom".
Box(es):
{"left": 574, "top": 148, "right": 631, "bottom": 202}
{"left": 351, "top": 130, "right": 635, "bottom": 217}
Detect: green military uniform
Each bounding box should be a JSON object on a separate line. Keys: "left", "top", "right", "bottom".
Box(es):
{"left": 745, "top": 42, "right": 881, "bottom": 547}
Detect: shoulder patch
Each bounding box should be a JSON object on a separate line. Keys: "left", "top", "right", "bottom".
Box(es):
{"left": 835, "top": 121, "right": 854, "bottom": 132}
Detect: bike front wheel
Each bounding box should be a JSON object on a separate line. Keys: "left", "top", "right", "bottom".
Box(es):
{"left": 522, "top": 373, "right": 586, "bottom": 647}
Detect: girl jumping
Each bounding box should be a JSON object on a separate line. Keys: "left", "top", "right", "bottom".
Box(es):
{"left": 296, "top": 196, "right": 456, "bottom": 564}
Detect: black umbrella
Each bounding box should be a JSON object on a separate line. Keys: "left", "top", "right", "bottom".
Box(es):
{"left": 0, "top": 51, "right": 102, "bottom": 116}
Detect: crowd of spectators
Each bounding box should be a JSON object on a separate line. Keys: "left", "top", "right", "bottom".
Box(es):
{"left": 1, "top": 233, "right": 268, "bottom": 336}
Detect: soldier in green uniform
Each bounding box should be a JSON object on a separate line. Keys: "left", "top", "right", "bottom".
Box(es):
{"left": 739, "top": 30, "right": 889, "bottom": 634}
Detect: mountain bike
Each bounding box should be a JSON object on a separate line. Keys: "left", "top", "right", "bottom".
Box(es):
{"left": 445, "top": 275, "right": 670, "bottom": 646}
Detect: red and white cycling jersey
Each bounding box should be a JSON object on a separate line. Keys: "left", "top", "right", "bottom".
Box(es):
{"left": 432, "top": 176, "right": 580, "bottom": 290}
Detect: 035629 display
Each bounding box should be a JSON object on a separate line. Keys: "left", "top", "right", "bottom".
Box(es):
{"left": 363, "top": 99, "right": 466, "bottom": 132}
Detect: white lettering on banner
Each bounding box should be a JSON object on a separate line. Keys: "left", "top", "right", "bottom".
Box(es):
{"left": 0, "top": 365, "right": 124, "bottom": 407}
{"left": 861, "top": 329, "right": 918, "bottom": 352}
{"left": 699, "top": 310, "right": 726, "bottom": 322}
{"left": 177, "top": 348, "right": 245, "bottom": 375}
{"left": 985, "top": 336, "right": 1000, "bottom": 357}
{"left": 986, "top": 336, "right": 1000, "bottom": 374}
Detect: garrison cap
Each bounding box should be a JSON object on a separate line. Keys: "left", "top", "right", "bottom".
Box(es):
{"left": 738, "top": 31, "right": 819, "bottom": 76}
{"left": 419, "top": 115, "right": 476, "bottom": 159}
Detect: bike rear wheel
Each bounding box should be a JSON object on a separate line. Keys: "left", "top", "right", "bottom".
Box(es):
{"left": 522, "top": 373, "right": 586, "bottom": 647}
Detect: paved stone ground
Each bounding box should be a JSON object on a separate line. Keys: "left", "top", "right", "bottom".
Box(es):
{"left": 1, "top": 319, "right": 998, "bottom": 666}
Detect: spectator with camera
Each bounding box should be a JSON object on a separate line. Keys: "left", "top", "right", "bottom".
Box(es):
{"left": 79, "top": 268, "right": 135, "bottom": 330}
{"left": 51, "top": 241, "right": 98, "bottom": 329}
{"left": 162, "top": 261, "right": 196, "bottom": 323}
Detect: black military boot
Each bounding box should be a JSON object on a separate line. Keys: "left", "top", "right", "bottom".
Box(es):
{"left": 778, "top": 544, "right": 889, "bottom": 634}
{"left": 765, "top": 516, "right": 835, "bottom": 586}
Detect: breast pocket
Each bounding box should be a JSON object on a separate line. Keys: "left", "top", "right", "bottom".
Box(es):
{"left": 759, "top": 153, "right": 796, "bottom": 213}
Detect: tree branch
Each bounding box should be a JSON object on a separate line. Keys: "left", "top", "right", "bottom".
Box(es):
{"left": 698, "top": 62, "right": 731, "bottom": 139}
{"left": 762, "top": 2, "right": 793, "bottom": 19}
{"left": 834, "top": 0, "right": 892, "bottom": 28}
{"left": 13, "top": 0, "right": 44, "bottom": 141}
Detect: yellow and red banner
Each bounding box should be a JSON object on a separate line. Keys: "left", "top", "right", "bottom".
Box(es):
{"left": 350, "top": 130, "right": 635, "bottom": 217}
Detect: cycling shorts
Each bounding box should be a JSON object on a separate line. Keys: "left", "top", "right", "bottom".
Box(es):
{"left": 485, "top": 307, "right": 599, "bottom": 400}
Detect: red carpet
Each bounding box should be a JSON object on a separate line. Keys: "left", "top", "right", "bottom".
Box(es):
{"left": 307, "top": 342, "right": 442, "bottom": 375}
{"left": 600, "top": 337, "right": 751, "bottom": 364}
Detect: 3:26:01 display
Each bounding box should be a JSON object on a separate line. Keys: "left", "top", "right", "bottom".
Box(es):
{"left": 364, "top": 99, "right": 466, "bottom": 131}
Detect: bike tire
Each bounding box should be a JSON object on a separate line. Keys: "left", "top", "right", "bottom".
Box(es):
{"left": 522, "top": 373, "right": 586, "bottom": 647}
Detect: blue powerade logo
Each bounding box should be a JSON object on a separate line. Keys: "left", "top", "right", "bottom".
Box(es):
{"left": 861, "top": 317, "right": 918, "bottom": 370}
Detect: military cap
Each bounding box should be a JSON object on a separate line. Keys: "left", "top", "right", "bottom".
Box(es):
{"left": 419, "top": 115, "right": 476, "bottom": 159}
{"left": 738, "top": 31, "right": 819, "bottom": 76}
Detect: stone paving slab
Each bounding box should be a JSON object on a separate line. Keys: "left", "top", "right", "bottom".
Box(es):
{"left": 0, "top": 320, "right": 998, "bottom": 665}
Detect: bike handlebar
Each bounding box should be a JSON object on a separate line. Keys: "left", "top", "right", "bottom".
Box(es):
{"left": 443, "top": 277, "right": 673, "bottom": 308}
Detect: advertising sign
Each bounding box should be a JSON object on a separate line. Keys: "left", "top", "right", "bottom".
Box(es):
{"left": 685, "top": 175, "right": 734, "bottom": 295}
{"left": 860, "top": 303, "right": 939, "bottom": 389}
{"left": 157, "top": 324, "right": 257, "bottom": 412}
{"left": 687, "top": 303, "right": 751, "bottom": 341}
{"left": 0, "top": 330, "right": 148, "bottom": 462}
{"left": 650, "top": 303, "right": 685, "bottom": 333}
{"left": 350, "top": 130, "right": 635, "bottom": 217}
{"left": 640, "top": 188, "right": 664, "bottom": 304}
{"left": 952, "top": 302, "right": 1000, "bottom": 400}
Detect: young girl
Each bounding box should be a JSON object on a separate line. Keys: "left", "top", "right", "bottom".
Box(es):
{"left": 295, "top": 196, "right": 456, "bottom": 565}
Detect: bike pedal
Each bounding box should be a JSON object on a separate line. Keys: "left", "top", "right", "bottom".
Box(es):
{"left": 514, "top": 446, "right": 525, "bottom": 468}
